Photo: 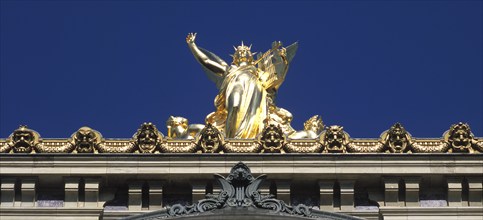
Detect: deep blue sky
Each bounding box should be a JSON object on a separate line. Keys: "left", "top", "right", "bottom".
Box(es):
{"left": 1, "top": 1, "right": 482, "bottom": 138}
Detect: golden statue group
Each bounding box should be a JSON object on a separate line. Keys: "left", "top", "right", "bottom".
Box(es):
{"left": 166, "top": 33, "right": 323, "bottom": 140}
{"left": 1, "top": 34, "right": 481, "bottom": 154}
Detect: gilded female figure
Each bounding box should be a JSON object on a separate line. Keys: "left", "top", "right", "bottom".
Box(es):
{"left": 186, "top": 33, "right": 297, "bottom": 138}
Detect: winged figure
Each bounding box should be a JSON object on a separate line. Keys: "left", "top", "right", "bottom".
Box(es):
{"left": 187, "top": 33, "right": 298, "bottom": 138}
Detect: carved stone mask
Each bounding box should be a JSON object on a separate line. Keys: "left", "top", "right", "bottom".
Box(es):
{"left": 260, "top": 124, "right": 285, "bottom": 152}
{"left": 199, "top": 124, "right": 222, "bottom": 153}
{"left": 386, "top": 123, "right": 409, "bottom": 153}
{"left": 323, "top": 125, "right": 348, "bottom": 152}
{"left": 448, "top": 122, "right": 473, "bottom": 151}
{"left": 135, "top": 122, "right": 161, "bottom": 153}
{"left": 12, "top": 126, "right": 36, "bottom": 153}
{"left": 74, "top": 127, "right": 98, "bottom": 153}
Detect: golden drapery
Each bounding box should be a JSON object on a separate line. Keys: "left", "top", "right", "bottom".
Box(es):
{"left": 206, "top": 65, "right": 268, "bottom": 139}
{"left": 187, "top": 33, "right": 298, "bottom": 139}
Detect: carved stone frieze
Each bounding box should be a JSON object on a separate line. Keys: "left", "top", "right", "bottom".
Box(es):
{"left": 285, "top": 139, "right": 322, "bottom": 153}
{"left": 97, "top": 141, "right": 136, "bottom": 153}
{"left": 160, "top": 140, "right": 197, "bottom": 153}
{"left": 224, "top": 140, "right": 261, "bottom": 153}
{"left": 411, "top": 140, "right": 449, "bottom": 153}
{"left": 347, "top": 141, "right": 384, "bottom": 153}
{"left": 412, "top": 123, "right": 482, "bottom": 153}
{"left": 1, "top": 122, "right": 481, "bottom": 154}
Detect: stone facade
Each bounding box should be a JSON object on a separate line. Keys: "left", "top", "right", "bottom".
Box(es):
{"left": 0, "top": 154, "right": 482, "bottom": 219}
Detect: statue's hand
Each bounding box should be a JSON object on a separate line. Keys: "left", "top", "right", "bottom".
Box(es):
{"left": 186, "top": 33, "right": 197, "bottom": 44}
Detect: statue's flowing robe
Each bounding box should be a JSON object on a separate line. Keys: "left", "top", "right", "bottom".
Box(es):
{"left": 199, "top": 42, "right": 298, "bottom": 139}
{"left": 207, "top": 65, "right": 267, "bottom": 139}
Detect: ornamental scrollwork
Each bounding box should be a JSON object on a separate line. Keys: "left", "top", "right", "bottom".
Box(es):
{"left": 162, "top": 162, "right": 346, "bottom": 219}
{"left": 124, "top": 162, "right": 362, "bottom": 220}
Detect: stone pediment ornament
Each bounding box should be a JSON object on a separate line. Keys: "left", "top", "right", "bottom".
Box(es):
{"left": 124, "top": 162, "right": 362, "bottom": 220}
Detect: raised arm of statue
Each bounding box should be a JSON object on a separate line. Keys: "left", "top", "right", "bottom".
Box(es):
{"left": 186, "top": 33, "right": 228, "bottom": 87}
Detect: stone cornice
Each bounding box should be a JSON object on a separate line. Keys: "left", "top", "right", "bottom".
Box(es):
{"left": 1, "top": 154, "right": 481, "bottom": 176}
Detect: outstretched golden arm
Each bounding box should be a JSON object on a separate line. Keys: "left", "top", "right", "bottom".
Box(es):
{"left": 186, "top": 33, "right": 227, "bottom": 76}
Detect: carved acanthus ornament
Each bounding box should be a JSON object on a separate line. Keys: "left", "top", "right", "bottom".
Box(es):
{"left": 123, "top": 162, "right": 360, "bottom": 220}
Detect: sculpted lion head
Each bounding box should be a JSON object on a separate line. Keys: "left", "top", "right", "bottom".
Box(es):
{"left": 198, "top": 123, "right": 223, "bottom": 153}
{"left": 382, "top": 123, "right": 412, "bottom": 153}
{"left": 10, "top": 125, "right": 39, "bottom": 153}
{"left": 446, "top": 122, "right": 474, "bottom": 152}
{"left": 73, "top": 127, "right": 101, "bottom": 153}
{"left": 259, "top": 124, "right": 285, "bottom": 153}
{"left": 134, "top": 122, "right": 163, "bottom": 153}
{"left": 321, "top": 125, "right": 349, "bottom": 153}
